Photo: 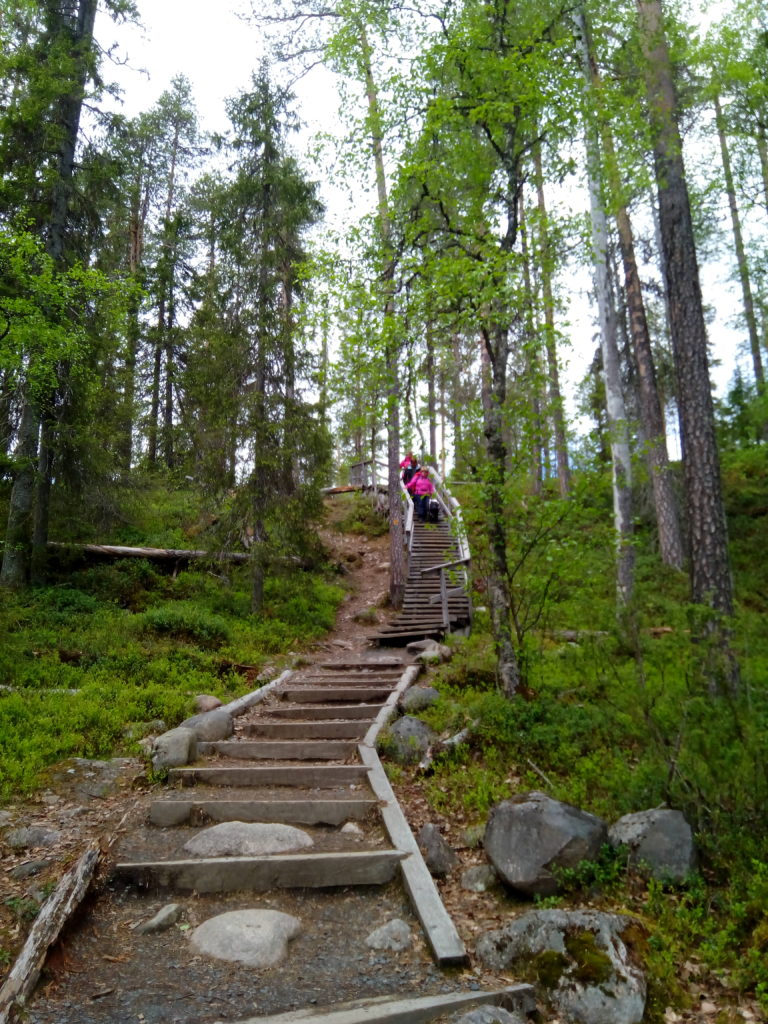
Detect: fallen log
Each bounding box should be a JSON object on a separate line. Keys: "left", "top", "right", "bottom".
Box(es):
{"left": 0, "top": 841, "right": 100, "bottom": 1023}
{"left": 47, "top": 542, "right": 250, "bottom": 564}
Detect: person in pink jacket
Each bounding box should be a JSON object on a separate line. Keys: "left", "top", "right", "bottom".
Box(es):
{"left": 407, "top": 467, "right": 435, "bottom": 521}
{"left": 399, "top": 452, "right": 418, "bottom": 486}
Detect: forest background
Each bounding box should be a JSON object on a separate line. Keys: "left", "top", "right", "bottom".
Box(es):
{"left": 0, "top": 0, "right": 767, "bottom": 1019}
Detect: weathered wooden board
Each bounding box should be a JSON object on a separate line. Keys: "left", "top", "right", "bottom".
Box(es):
{"left": 168, "top": 765, "right": 370, "bottom": 787}
{"left": 149, "top": 798, "right": 378, "bottom": 827}
{"left": 113, "top": 850, "right": 404, "bottom": 892}
{"left": 197, "top": 740, "right": 358, "bottom": 761}
{"left": 0, "top": 842, "right": 100, "bottom": 1023}
{"left": 225, "top": 986, "right": 536, "bottom": 1024}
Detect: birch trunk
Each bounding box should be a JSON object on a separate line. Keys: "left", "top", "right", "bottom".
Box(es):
{"left": 576, "top": 5, "right": 634, "bottom": 605}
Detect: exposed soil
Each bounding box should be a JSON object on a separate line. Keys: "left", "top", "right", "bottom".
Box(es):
{"left": 0, "top": 498, "right": 762, "bottom": 1024}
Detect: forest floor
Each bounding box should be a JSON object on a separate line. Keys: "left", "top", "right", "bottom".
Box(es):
{"left": 0, "top": 498, "right": 761, "bottom": 1024}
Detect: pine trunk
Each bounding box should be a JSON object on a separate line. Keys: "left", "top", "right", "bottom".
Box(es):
{"left": 637, "top": 0, "right": 737, "bottom": 690}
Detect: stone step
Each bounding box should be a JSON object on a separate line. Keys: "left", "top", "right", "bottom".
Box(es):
{"left": 149, "top": 797, "right": 378, "bottom": 828}
{"left": 197, "top": 740, "right": 359, "bottom": 760}
{"left": 242, "top": 721, "right": 368, "bottom": 740}
{"left": 113, "top": 849, "right": 405, "bottom": 892}
{"left": 169, "top": 765, "right": 370, "bottom": 787}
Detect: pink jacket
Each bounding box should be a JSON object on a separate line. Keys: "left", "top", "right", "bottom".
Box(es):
{"left": 408, "top": 473, "right": 434, "bottom": 497}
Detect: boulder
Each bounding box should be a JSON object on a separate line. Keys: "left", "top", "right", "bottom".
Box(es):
{"left": 179, "top": 709, "right": 233, "bottom": 742}
{"left": 401, "top": 685, "right": 440, "bottom": 712}
{"left": 191, "top": 909, "right": 301, "bottom": 967}
{"left": 383, "top": 716, "right": 436, "bottom": 765}
{"left": 151, "top": 727, "right": 197, "bottom": 770}
{"left": 418, "top": 823, "right": 459, "bottom": 877}
{"left": 609, "top": 808, "right": 696, "bottom": 883}
{"left": 484, "top": 792, "right": 608, "bottom": 896}
{"left": 194, "top": 694, "right": 223, "bottom": 713}
{"left": 365, "top": 918, "right": 412, "bottom": 952}
{"left": 5, "top": 826, "right": 61, "bottom": 851}
{"left": 475, "top": 908, "right": 646, "bottom": 1024}
{"left": 182, "top": 822, "right": 313, "bottom": 858}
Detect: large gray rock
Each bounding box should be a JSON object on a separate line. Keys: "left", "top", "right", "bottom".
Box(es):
{"left": 151, "top": 727, "right": 197, "bottom": 770}
{"left": 484, "top": 792, "right": 608, "bottom": 896}
{"left": 190, "top": 909, "right": 301, "bottom": 967}
{"left": 609, "top": 808, "right": 696, "bottom": 883}
{"left": 401, "top": 685, "right": 441, "bottom": 712}
{"left": 181, "top": 822, "right": 313, "bottom": 858}
{"left": 475, "top": 909, "right": 646, "bottom": 1024}
{"left": 6, "top": 826, "right": 61, "bottom": 850}
{"left": 418, "top": 823, "right": 459, "bottom": 877}
{"left": 179, "top": 708, "right": 233, "bottom": 741}
{"left": 384, "top": 716, "right": 436, "bottom": 765}
{"left": 365, "top": 918, "right": 412, "bottom": 951}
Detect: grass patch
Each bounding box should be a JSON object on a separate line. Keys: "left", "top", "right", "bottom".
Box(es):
{"left": 0, "top": 561, "right": 344, "bottom": 802}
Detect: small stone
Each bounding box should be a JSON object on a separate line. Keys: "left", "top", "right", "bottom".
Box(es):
{"left": 461, "top": 865, "right": 498, "bottom": 892}
{"left": 190, "top": 909, "right": 301, "bottom": 967}
{"left": 135, "top": 904, "right": 183, "bottom": 935}
{"left": 365, "top": 918, "right": 411, "bottom": 951}
{"left": 194, "top": 695, "right": 223, "bottom": 713}
{"left": 340, "top": 822, "right": 364, "bottom": 837}
{"left": 10, "top": 859, "right": 52, "bottom": 879}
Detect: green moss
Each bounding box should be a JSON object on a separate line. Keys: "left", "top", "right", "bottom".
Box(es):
{"left": 532, "top": 949, "right": 569, "bottom": 989}
{"left": 564, "top": 930, "right": 614, "bottom": 986}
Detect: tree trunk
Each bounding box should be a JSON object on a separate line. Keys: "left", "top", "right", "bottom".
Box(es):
{"left": 637, "top": 0, "right": 737, "bottom": 690}
{"left": 425, "top": 322, "right": 437, "bottom": 462}
{"left": 576, "top": 5, "right": 634, "bottom": 606}
{"left": 1, "top": 400, "right": 39, "bottom": 588}
{"left": 359, "top": 21, "right": 405, "bottom": 609}
{"left": 533, "top": 143, "right": 570, "bottom": 497}
{"left": 714, "top": 94, "right": 764, "bottom": 390}
{"left": 584, "top": 41, "right": 684, "bottom": 569}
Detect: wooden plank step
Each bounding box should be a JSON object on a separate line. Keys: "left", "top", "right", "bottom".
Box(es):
{"left": 225, "top": 986, "right": 536, "bottom": 1024}
{"left": 148, "top": 797, "right": 378, "bottom": 827}
{"left": 359, "top": 744, "right": 467, "bottom": 966}
{"left": 281, "top": 687, "right": 394, "bottom": 702}
{"left": 197, "top": 740, "right": 358, "bottom": 760}
{"left": 242, "top": 722, "right": 368, "bottom": 740}
{"left": 168, "top": 765, "right": 370, "bottom": 787}
{"left": 268, "top": 704, "right": 384, "bottom": 720}
{"left": 314, "top": 659, "right": 405, "bottom": 670}
{"left": 113, "top": 850, "right": 405, "bottom": 892}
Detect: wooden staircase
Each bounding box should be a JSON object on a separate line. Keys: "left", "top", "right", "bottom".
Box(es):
{"left": 372, "top": 518, "right": 471, "bottom": 646}
{"left": 112, "top": 655, "right": 469, "bottom": 967}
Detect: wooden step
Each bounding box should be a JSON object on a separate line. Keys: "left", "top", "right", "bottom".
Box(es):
{"left": 148, "top": 797, "right": 378, "bottom": 827}
{"left": 281, "top": 687, "right": 394, "bottom": 702}
{"left": 113, "top": 849, "right": 405, "bottom": 892}
{"left": 268, "top": 704, "right": 384, "bottom": 721}
{"left": 169, "top": 765, "right": 370, "bottom": 787}
{"left": 197, "top": 740, "right": 358, "bottom": 760}
{"left": 242, "top": 721, "right": 368, "bottom": 740}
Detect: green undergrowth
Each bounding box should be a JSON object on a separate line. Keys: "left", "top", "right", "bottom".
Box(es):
{"left": 329, "top": 491, "right": 389, "bottom": 537}
{"left": 411, "top": 615, "right": 768, "bottom": 1015}
{"left": 0, "top": 559, "right": 344, "bottom": 801}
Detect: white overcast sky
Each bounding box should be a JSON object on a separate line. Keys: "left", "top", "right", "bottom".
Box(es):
{"left": 103, "top": 0, "right": 745, "bottom": 406}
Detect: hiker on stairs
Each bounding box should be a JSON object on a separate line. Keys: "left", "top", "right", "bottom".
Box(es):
{"left": 407, "top": 467, "right": 435, "bottom": 522}
{"left": 399, "top": 452, "right": 419, "bottom": 486}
